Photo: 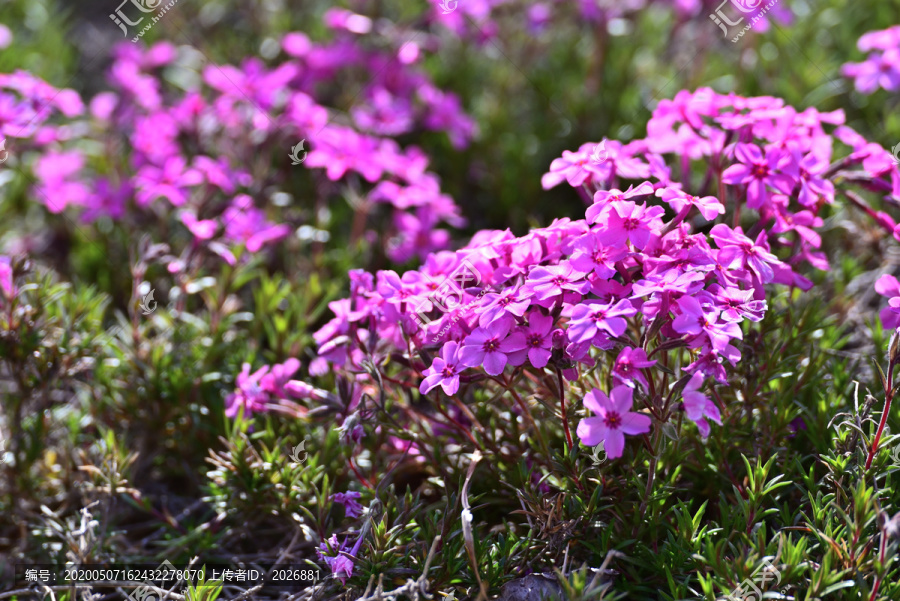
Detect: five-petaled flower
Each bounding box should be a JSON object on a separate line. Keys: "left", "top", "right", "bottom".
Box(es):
{"left": 576, "top": 386, "right": 651, "bottom": 459}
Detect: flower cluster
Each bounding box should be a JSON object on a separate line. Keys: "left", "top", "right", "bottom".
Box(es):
{"left": 430, "top": 0, "right": 792, "bottom": 40}
{"left": 225, "top": 358, "right": 331, "bottom": 419}
{"left": 306, "top": 89, "right": 899, "bottom": 463}
{"left": 8, "top": 10, "right": 476, "bottom": 265}
{"left": 842, "top": 25, "right": 900, "bottom": 94}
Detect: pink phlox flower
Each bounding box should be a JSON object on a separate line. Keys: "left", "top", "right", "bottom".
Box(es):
{"left": 477, "top": 286, "right": 532, "bottom": 327}
{"left": 568, "top": 298, "right": 637, "bottom": 345}
{"left": 180, "top": 211, "right": 218, "bottom": 240}
{"left": 576, "top": 385, "right": 651, "bottom": 459}
{"left": 680, "top": 373, "right": 721, "bottom": 438}
{"left": 222, "top": 194, "right": 290, "bottom": 252}
{"left": 134, "top": 155, "right": 203, "bottom": 208}
{"left": 778, "top": 149, "right": 835, "bottom": 207}
{"left": 656, "top": 187, "right": 725, "bottom": 221}
{"left": 875, "top": 274, "right": 900, "bottom": 330}
{"left": 33, "top": 150, "right": 90, "bottom": 213}
{"left": 569, "top": 231, "right": 628, "bottom": 279}
{"left": 523, "top": 264, "right": 590, "bottom": 302}
{"left": 704, "top": 284, "right": 766, "bottom": 323}
{"left": 586, "top": 181, "right": 655, "bottom": 222}
{"left": 672, "top": 294, "right": 742, "bottom": 352}
{"left": 592, "top": 200, "right": 665, "bottom": 250}
{"left": 710, "top": 224, "right": 782, "bottom": 284}
{"left": 612, "top": 346, "right": 656, "bottom": 390}
{"left": 225, "top": 363, "right": 272, "bottom": 418}
{"left": 331, "top": 491, "right": 364, "bottom": 519}
{"left": 722, "top": 143, "right": 795, "bottom": 210}
{"left": 352, "top": 86, "right": 414, "bottom": 136}
{"left": 459, "top": 317, "right": 522, "bottom": 376}
{"left": 420, "top": 341, "right": 464, "bottom": 395}
{"left": 503, "top": 310, "right": 556, "bottom": 369}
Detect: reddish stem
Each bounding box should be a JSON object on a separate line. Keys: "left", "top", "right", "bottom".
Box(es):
{"left": 865, "top": 361, "right": 894, "bottom": 471}
{"left": 557, "top": 369, "right": 574, "bottom": 450}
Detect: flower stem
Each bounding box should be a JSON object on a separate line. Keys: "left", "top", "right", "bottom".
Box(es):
{"left": 865, "top": 361, "right": 894, "bottom": 471}
{"left": 557, "top": 369, "right": 574, "bottom": 450}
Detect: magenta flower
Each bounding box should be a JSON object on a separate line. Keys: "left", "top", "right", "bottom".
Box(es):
{"left": 477, "top": 287, "right": 533, "bottom": 327}
{"left": 672, "top": 295, "right": 742, "bottom": 353}
{"left": 842, "top": 48, "right": 900, "bottom": 94}
{"left": 0, "top": 256, "right": 14, "bottom": 300}
{"left": 656, "top": 187, "right": 725, "bottom": 221}
{"left": 783, "top": 150, "right": 835, "bottom": 207}
{"left": 225, "top": 363, "right": 271, "bottom": 418}
{"left": 503, "top": 310, "right": 556, "bottom": 369}
{"left": 180, "top": 211, "right": 218, "bottom": 240}
{"left": 568, "top": 299, "right": 637, "bottom": 345}
{"left": 612, "top": 347, "right": 656, "bottom": 390}
{"left": 576, "top": 386, "right": 651, "bottom": 459}
{"left": 540, "top": 146, "right": 594, "bottom": 189}
{"left": 593, "top": 201, "right": 665, "bottom": 250}
{"left": 222, "top": 195, "right": 291, "bottom": 252}
{"left": 524, "top": 265, "right": 590, "bottom": 302}
{"left": 722, "top": 143, "right": 794, "bottom": 210}
{"left": 459, "top": 318, "right": 521, "bottom": 376}
{"left": 134, "top": 156, "right": 203, "bottom": 208}
{"left": 706, "top": 285, "right": 766, "bottom": 323}
{"left": 569, "top": 232, "right": 628, "bottom": 279}
{"left": 875, "top": 274, "right": 900, "bottom": 330}
{"left": 420, "top": 341, "right": 464, "bottom": 395}
{"left": 710, "top": 224, "right": 781, "bottom": 284}
{"left": 681, "top": 373, "right": 721, "bottom": 438}
{"left": 331, "top": 491, "right": 364, "bottom": 519}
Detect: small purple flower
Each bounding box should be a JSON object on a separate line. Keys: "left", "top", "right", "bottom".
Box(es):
{"left": 593, "top": 201, "right": 665, "bottom": 251}
{"left": 875, "top": 274, "right": 900, "bottom": 330}
{"left": 568, "top": 299, "right": 637, "bottom": 345}
{"left": 722, "top": 143, "right": 794, "bottom": 210}
{"left": 524, "top": 265, "right": 590, "bottom": 302}
{"left": 331, "top": 491, "right": 363, "bottom": 519}
{"left": 576, "top": 385, "right": 651, "bottom": 459}
{"left": 459, "top": 318, "right": 522, "bottom": 376}
{"left": 420, "top": 341, "right": 464, "bottom": 395}
{"left": 503, "top": 310, "right": 555, "bottom": 369}
{"left": 681, "top": 373, "right": 721, "bottom": 438}
{"left": 672, "top": 295, "right": 742, "bottom": 353}
{"left": 612, "top": 347, "right": 656, "bottom": 390}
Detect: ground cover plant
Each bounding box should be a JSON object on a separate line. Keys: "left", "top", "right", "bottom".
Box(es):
{"left": 2, "top": 1, "right": 900, "bottom": 600}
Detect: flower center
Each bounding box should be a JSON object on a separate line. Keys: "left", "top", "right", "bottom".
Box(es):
{"left": 623, "top": 218, "right": 640, "bottom": 230}
{"left": 604, "top": 411, "right": 623, "bottom": 429}
{"left": 483, "top": 338, "right": 500, "bottom": 352}
{"left": 590, "top": 310, "right": 607, "bottom": 323}
{"left": 441, "top": 365, "right": 456, "bottom": 378}
{"left": 752, "top": 164, "right": 768, "bottom": 178}
{"left": 528, "top": 334, "right": 543, "bottom": 348}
